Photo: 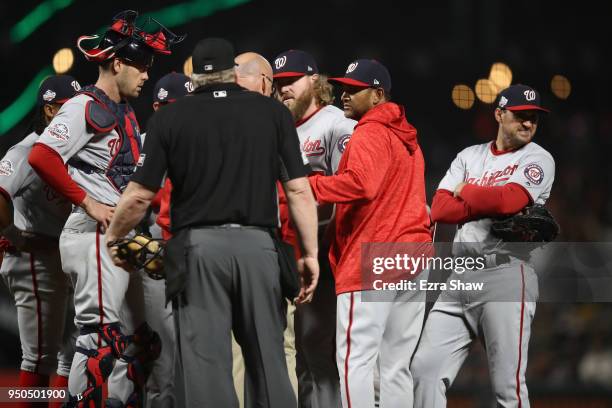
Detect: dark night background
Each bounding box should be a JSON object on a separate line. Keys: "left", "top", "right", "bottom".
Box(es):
{"left": 1, "top": 1, "right": 611, "bottom": 406}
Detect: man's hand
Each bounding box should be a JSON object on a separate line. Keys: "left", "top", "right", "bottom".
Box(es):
{"left": 454, "top": 182, "right": 468, "bottom": 198}
{"left": 81, "top": 195, "right": 115, "bottom": 231}
{"left": 105, "top": 236, "right": 136, "bottom": 272}
{"left": 295, "top": 255, "right": 319, "bottom": 304}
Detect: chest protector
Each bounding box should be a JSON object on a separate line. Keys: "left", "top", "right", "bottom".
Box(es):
{"left": 77, "top": 85, "right": 142, "bottom": 192}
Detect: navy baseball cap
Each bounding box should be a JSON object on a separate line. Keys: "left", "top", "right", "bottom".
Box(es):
{"left": 153, "top": 72, "right": 192, "bottom": 103}
{"left": 37, "top": 75, "right": 80, "bottom": 106}
{"left": 192, "top": 37, "right": 235, "bottom": 74}
{"left": 272, "top": 50, "right": 318, "bottom": 78}
{"left": 330, "top": 59, "right": 391, "bottom": 93}
{"left": 497, "top": 84, "right": 549, "bottom": 113}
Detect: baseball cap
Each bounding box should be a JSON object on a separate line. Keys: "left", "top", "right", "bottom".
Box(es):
{"left": 37, "top": 75, "right": 81, "bottom": 106}
{"left": 153, "top": 73, "right": 192, "bottom": 103}
{"left": 192, "top": 37, "right": 235, "bottom": 74}
{"left": 272, "top": 50, "right": 318, "bottom": 78}
{"left": 497, "top": 84, "right": 550, "bottom": 113}
{"left": 329, "top": 59, "right": 391, "bottom": 93}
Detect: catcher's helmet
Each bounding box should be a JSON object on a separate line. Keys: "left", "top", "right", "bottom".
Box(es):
{"left": 77, "top": 10, "right": 185, "bottom": 68}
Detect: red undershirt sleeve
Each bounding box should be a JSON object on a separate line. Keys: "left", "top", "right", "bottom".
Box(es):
{"left": 28, "top": 143, "right": 87, "bottom": 206}
{"left": 459, "top": 182, "right": 531, "bottom": 217}
{"left": 431, "top": 189, "right": 473, "bottom": 224}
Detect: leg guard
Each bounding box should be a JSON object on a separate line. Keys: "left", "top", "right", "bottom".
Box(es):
{"left": 64, "top": 345, "right": 115, "bottom": 408}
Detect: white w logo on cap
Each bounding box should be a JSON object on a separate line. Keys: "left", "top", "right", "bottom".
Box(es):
{"left": 346, "top": 62, "right": 358, "bottom": 73}
{"left": 275, "top": 56, "right": 287, "bottom": 69}
{"left": 523, "top": 90, "right": 536, "bottom": 101}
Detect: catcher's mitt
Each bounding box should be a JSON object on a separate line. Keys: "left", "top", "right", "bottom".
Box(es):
{"left": 491, "top": 204, "right": 560, "bottom": 243}
{"left": 108, "top": 234, "right": 165, "bottom": 279}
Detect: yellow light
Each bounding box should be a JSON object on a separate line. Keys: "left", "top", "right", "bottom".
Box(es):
{"left": 488, "top": 62, "right": 512, "bottom": 91}
{"left": 475, "top": 79, "right": 498, "bottom": 103}
{"left": 52, "top": 48, "right": 74, "bottom": 74}
{"left": 452, "top": 84, "right": 475, "bottom": 109}
{"left": 183, "top": 56, "right": 193, "bottom": 76}
{"left": 551, "top": 74, "right": 571, "bottom": 100}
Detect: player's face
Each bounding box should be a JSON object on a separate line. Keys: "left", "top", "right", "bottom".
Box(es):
{"left": 497, "top": 109, "right": 539, "bottom": 148}
{"left": 341, "top": 85, "right": 375, "bottom": 120}
{"left": 276, "top": 75, "right": 315, "bottom": 118}
{"left": 116, "top": 60, "right": 149, "bottom": 99}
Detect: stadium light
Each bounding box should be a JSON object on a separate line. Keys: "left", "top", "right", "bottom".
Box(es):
{"left": 452, "top": 84, "right": 475, "bottom": 110}
{"left": 551, "top": 75, "right": 571, "bottom": 100}
{"left": 53, "top": 48, "right": 74, "bottom": 74}
{"left": 475, "top": 79, "right": 498, "bottom": 103}
{"left": 488, "top": 62, "right": 512, "bottom": 91}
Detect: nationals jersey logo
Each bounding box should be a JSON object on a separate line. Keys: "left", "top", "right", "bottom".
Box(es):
{"left": 302, "top": 136, "right": 325, "bottom": 157}
{"left": 185, "top": 81, "right": 194, "bottom": 93}
{"left": 0, "top": 160, "right": 14, "bottom": 176}
{"left": 466, "top": 164, "right": 518, "bottom": 186}
{"left": 524, "top": 163, "right": 544, "bottom": 185}
{"left": 337, "top": 134, "right": 351, "bottom": 153}
{"left": 108, "top": 138, "right": 120, "bottom": 156}
{"left": 47, "top": 122, "right": 70, "bottom": 142}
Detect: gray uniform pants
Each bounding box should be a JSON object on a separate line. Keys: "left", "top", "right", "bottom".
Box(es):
{"left": 411, "top": 262, "right": 538, "bottom": 408}
{"left": 172, "top": 227, "right": 296, "bottom": 408}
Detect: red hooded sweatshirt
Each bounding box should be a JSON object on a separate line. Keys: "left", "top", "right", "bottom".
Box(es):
{"left": 309, "top": 102, "right": 432, "bottom": 294}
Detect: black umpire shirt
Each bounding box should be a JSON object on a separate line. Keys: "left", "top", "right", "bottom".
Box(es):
{"left": 132, "top": 82, "right": 308, "bottom": 232}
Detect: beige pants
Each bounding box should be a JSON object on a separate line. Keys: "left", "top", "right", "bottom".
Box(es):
{"left": 233, "top": 302, "right": 298, "bottom": 407}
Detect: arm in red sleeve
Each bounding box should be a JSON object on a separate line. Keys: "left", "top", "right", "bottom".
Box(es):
{"left": 431, "top": 189, "right": 473, "bottom": 224}
{"left": 28, "top": 143, "right": 86, "bottom": 205}
{"left": 309, "top": 126, "right": 390, "bottom": 204}
{"left": 459, "top": 182, "right": 531, "bottom": 217}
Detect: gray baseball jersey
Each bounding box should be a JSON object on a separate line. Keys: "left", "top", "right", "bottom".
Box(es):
{"left": 293, "top": 105, "right": 355, "bottom": 408}
{"left": 0, "top": 132, "right": 72, "bottom": 237}
{"left": 37, "top": 94, "right": 137, "bottom": 205}
{"left": 0, "top": 132, "right": 75, "bottom": 378}
{"left": 412, "top": 140, "right": 556, "bottom": 408}
{"left": 297, "top": 105, "right": 356, "bottom": 176}
{"left": 438, "top": 141, "right": 555, "bottom": 253}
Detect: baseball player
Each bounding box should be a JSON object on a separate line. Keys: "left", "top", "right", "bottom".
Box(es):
{"left": 273, "top": 49, "right": 356, "bottom": 408}
{"left": 27, "top": 11, "right": 182, "bottom": 407}
{"left": 410, "top": 84, "right": 555, "bottom": 407}
{"left": 308, "top": 59, "right": 432, "bottom": 408}
{"left": 142, "top": 72, "right": 191, "bottom": 408}
{"left": 0, "top": 75, "right": 79, "bottom": 407}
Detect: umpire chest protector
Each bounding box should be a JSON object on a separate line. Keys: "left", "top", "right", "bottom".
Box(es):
{"left": 76, "top": 85, "right": 142, "bottom": 192}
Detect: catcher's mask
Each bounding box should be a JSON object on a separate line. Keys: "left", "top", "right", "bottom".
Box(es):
{"left": 77, "top": 10, "right": 185, "bottom": 68}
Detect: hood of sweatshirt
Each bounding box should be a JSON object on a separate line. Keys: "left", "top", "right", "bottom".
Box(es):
{"left": 356, "top": 102, "right": 418, "bottom": 153}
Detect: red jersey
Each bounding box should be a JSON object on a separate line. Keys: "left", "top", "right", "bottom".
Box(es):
{"left": 309, "top": 102, "right": 432, "bottom": 294}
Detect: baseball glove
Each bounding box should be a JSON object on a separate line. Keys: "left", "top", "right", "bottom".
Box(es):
{"left": 108, "top": 234, "right": 165, "bottom": 279}
{"left": 491, "top": 204, "right": 560, "bottom": 243}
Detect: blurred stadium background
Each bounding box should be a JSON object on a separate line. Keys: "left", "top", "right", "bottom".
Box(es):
{"left": 1, "top": 1, "right": 611, "bottom": 406}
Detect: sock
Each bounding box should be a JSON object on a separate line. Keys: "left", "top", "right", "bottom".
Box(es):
{"left": 48, "top": 375, "right": 69, "bottom": 408}
{"left": 17, "top": 370, "right": 49, "bottom": 408}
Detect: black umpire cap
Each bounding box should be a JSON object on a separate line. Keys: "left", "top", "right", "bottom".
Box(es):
{"left": 37, "top": 75, "right": 81, "bottom": 106}
{"left": 153, "top": 72, "right": 192, "bottom": 103}
{"left": 192, "top": 37, "right": 236, "bottom": 74}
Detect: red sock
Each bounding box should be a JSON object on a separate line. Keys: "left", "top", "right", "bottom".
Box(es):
{"left": 17, "top": 370, "right": 49, "bottom": 408}
{"left": 48, "top": 375, "right": 69, "bottom": 408}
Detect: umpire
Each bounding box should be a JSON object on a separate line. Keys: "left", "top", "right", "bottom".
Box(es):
{"left": 105, "top": 37, "right": 319, "bottom": 408}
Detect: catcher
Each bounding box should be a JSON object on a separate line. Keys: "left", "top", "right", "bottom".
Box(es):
{"left": 411, "top": 84, "right": 557, "bottom": 408}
